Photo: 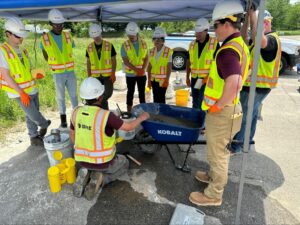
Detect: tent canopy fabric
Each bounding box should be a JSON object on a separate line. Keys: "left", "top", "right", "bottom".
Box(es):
{"left": 0, "top": 0, "right": 254, "bottom": 22}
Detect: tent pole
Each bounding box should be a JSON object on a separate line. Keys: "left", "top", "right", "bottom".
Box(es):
{"left": 97, "top": 6, "right": 102, "bottom": 22}
{"left": 234, "top": 0, "right": 266, "bottom": 224}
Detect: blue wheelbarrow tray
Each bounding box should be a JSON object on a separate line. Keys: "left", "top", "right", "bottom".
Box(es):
{"left": 132, "top": 103, "right": 205, "bottom": 143}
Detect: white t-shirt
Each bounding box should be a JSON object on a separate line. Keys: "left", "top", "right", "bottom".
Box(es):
{"left": 0, "top": 47, "right": 37, "bottom": 98}
{"left": 154, "top": 46, "right": 172, "bottom": 63}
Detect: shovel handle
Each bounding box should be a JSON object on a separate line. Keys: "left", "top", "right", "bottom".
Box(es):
{"left": 126, "top": 154, "right": 141, "bottom": 166}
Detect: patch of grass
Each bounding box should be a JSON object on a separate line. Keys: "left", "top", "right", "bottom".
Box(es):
{"left": 0, "top": 35, "right": 153, "bottom": 129}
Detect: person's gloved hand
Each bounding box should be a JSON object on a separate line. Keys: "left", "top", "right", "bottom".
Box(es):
{"left": 136, "top": 69, "right": 145, "bottom": 76}
{"left": 208, "top": 104, "right": 223, "bottom": 113}
{"left": 36, "top": 73, "right": 44, "bottom": 79}
{"left": 110, "top": 73, "right": 116, "bottom": 83}
{"left": 20, "top": 91, "right": 31, "bottom": 107}
{"left": 162, "top": 79, "right": 169, "bottom": 88}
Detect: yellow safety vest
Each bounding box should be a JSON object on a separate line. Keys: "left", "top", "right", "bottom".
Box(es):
{"left": 189, "top": 37, "right": 218, "bottom": 79}
{"left": 244, "top": 32, "right": 281, "bottom": 88}
{"left": 122, "top": 38, "right": 147, "bottom": 74}
{"left": 149, "top": 46, "right": 173, "bottom": 87}
{"left": 41, "top": 31, "right": 74, "bottom": 74}
{"left": 74, "top": 106, "right": 116, "bottom": 164}
{"left": 0, "top": 42, "right": 35, "bottom": 94}
{"left": 202, "top": 36, "right": 250, "bottom": 111}
{"left": 87, "top": 40, "right": 113, "bottom": 77}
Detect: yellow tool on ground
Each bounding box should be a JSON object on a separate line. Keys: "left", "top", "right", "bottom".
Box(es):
{"left": 47, "top": 151, "right": 76, "bottom": 193}
{"left": 48, "top": 166, "right": 61, "bottom": 193}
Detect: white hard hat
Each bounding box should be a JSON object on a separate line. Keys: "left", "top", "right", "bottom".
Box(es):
{"left": 264, "top": 10, "right": 273, "bottom": 20}
{"left": 125, "top": 22, "right": 139, "bottom": 36}
{"left": 48, "top": 9, "right": 66, "bottom": 24}
{"left": 80, "top": 77, "right": 104, "bottom": 100}
{"left": 212, "top": 0, "right": 244, "bottom": 22}
{"left": 5, "top": 17, "right": 28, "bottom": 38}
{"left": 152, "top": 27, "right": 166, "bottom": 38}
{"left": 195, "top": 18, "right": 210, "bottom": 32}
{"left": 89, "top": 23, "right": 102, "bottom": 38}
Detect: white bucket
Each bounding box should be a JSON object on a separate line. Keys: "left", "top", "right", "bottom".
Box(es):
{"left": 44, "top": 132, "right": 74, "bottom": 166}
{"left": 118, "top": 116, "right": 136, "bottom": 140}
{"left": 114, "top": 70, "right": 127, "bottom": 91}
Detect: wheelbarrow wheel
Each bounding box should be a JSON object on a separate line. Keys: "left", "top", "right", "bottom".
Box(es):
{"left": 135, "top": 129, "right": 162, "bottom": 154}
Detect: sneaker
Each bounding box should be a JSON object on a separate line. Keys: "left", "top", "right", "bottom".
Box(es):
{"left": 194, "top": 171, "right": 210, "bottom": 184}
{"left": 227, "top": 142, "right": 242, "bottom": 156}
{"left": 189, "top": 192, "right": 222, "bottom": 206}
{"left": 73, "top": 168, "right": 90, "bottom": 198}
{"left": 84, "top": 171, "right": 104, "bottom": 201}
{"left": 30, "top": 136, "right": 44, "bottom": 146}
{"left": 39, "top": 120, "right": 51, "bottom": 138}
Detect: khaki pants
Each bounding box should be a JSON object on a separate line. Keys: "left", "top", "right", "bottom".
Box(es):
{"left": 204, "top": 104, "right": 242, "bottom": 200}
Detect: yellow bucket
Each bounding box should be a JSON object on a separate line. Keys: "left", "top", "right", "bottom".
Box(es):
{"left": 175, "top": 89, "right": 189, "bottom": 107}
{"left": 48, "top": 166, "right": 61, "bottom": 193}
{"left": 66, "top": 158, "right": 76, "bottom": 184}
{"left": 56, "top": 163, "right": 68, "bottom": 184}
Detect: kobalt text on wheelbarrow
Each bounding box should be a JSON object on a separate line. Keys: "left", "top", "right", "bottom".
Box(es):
{"left": 131, "top": 103, "right": 206, "bottom": 173}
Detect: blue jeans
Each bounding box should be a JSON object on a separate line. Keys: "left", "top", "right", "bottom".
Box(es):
{"left": 230, "top": 87, "right": 271, "bottom": 153}
{"left": 191, "top": 78, "right": 206, "bottom": 128}
{"left": 15, "top": 93, "right": 49, "bottom": 138}
{"left": 53, "top": 72, "right": 78, "bottom": 115}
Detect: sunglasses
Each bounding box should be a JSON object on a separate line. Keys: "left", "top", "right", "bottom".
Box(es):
{"left": 152, "top": 37, "right": 164, "bottom": 41}
{"left": 52, "top": 23, "right": 64, "bottom": 27}
{"left": 8, "top": 32, "right": 22, "bottom": 39}
{"left": 213, "top": 22, "right": 222, "bottom": 29}
{"left": 13, "top": 33, "right": 22, "bottom": 39}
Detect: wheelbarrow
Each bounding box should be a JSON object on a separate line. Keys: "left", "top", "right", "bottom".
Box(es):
{"left": 132, "top": 103, "right": 206, "bottom": 172}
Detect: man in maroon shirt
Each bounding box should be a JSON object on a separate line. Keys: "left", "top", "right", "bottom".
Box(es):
{"left": 70, "top": 77, "right": 149, "bottom": 200}
{"left": 189, "top": 0, "right": 249, "bottom": 206}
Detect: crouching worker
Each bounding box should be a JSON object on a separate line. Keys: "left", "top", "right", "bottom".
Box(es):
{"left": 69, "top": 77, "right": 150, "bottom": 200}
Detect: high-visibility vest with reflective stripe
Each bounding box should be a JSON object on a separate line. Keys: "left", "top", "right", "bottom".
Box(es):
{"left": 74, "top": 106, "right": 116, "bottom": 164}
{"left": 41, "top": 31, "right": 74, "bottom": 74}
{"left": 0, "top": 43, "right": 35, "bottom": 94}
{"left": 149, "top": 46, "right": 173, "bottom": 87}
{"left": 122, "top": 38, "right": 147, "bottom": 74}
{"left": 87, "top": 40, "right": 113, "bottom": 78}
{"left": 202, "top": 36, "right": 250, "bottom": 111}
{"left": 189, "top": 37, "right": 218, "bottom": 79}
{"left": 244, "top": 32, "right": 281, "bottom": 88}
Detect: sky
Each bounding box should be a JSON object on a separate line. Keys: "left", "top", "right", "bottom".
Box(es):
{"left": 290, "top": 0, "right": 299, "bottom": 4}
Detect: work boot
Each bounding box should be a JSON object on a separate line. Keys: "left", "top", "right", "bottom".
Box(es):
{"left": 73, "top": 168, "right": 90, "bottom": 198}
{"left": 84, "top": 171, "right": 104, "bottom": 201}
{"left": 127, "top": 105, "right": 132, "bottom": 113}
{"left": 30, "top": 136, "right": 44, "bottom": 146}
{"left": 189, "top": 192, "right": 222, "bottom": 206}
{"left": 39, "top": 120, "right": 51, "bottom": 138}
{"left": 194, "top": 171, "right": 210, "bottom": 184}
{"left": 60, "top": 114, "right": 67, "bottom": 128}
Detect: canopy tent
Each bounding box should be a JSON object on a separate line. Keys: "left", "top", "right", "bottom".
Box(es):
{"left": 0, "top": 0, "right": 265, "bottom": 225}
{"left": 0, "top": 0, "right": 253, "bottom": 22}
